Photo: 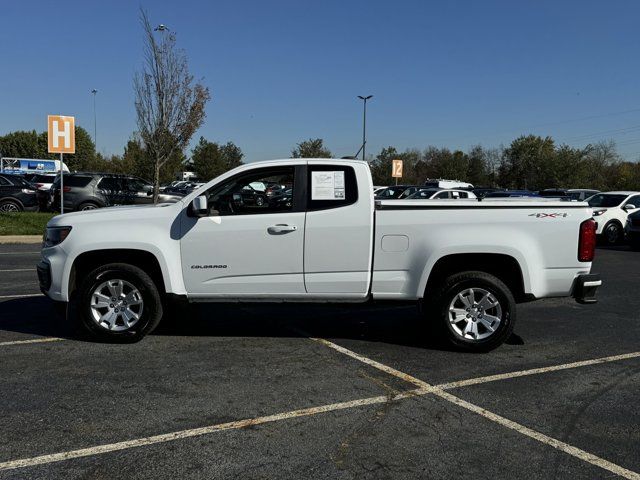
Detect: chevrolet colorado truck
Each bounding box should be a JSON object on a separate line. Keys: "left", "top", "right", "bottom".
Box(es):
{"left": 37, "top": 159, "right": 601, "bottom": 351}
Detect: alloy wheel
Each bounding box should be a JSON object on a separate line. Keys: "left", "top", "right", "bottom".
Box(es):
{"left": 90, "top": 279, "right": 144, "bottom": 331}
{"left": 448, "top": 287, "right": 503, "bottom": 341}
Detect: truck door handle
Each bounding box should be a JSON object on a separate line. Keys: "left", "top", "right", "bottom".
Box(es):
{"left": 267, "top": 224, "right": 298, "bottom": 234}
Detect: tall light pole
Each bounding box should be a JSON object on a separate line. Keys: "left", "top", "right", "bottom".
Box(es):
{"left": 91, "top": 89, "right": 98, "bottom": 150}
{"left": 358, "top": 95, "right": 372, "bottom": 161}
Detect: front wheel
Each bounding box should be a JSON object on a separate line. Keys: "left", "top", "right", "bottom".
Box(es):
{"left": 0, "top": 200, "right": 21, "bottom": 212}
{"left": 602, "top": 221, "right": 622, "bottom": 245}
{"left": 73, "top": 263, "right": 163, "bottom": 342}
{"left": 428, "top": 271, "right": 516, "bottom": 352}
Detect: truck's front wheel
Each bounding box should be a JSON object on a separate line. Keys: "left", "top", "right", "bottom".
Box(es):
{"left": 430, "top": 271, "right": 516, "bottom": 352}
{"left": 73, "top": 263, "right": 163, "bottom": 342}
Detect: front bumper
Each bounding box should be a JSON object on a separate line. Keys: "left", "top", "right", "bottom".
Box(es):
{"left": 36, "top": 260, "right": 51, "bottom": 293}
{"left": 572, "top": 273, "right": 602, "bottom": 304}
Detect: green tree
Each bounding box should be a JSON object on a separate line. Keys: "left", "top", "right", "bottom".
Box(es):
{"left": 499, "top": 135, "right": 556, "bottom": 189}
{"left": 190, "top": 137, "right": 244, "bottom": 181}
{"left": 291, "top": 138, "right": 332, "bottom": 158}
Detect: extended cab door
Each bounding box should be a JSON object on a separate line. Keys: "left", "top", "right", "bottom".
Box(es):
{"left": 303, "top": 162, "right": 374, "bottom": 297}
{"left": 180, "top": 165, "right": 305, "bottom": 297}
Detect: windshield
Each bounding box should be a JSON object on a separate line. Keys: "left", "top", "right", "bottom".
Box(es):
{"left": 587, "top": 194, "right": 627, "bottom": 208}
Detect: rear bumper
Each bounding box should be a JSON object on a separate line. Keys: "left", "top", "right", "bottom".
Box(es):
{"left": 572, "top": 273, "right": 602, "bottom": 304}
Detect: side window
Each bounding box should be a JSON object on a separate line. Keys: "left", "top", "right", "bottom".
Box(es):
{"left": 626, "top": 195, "right": 640, "bottom": 208}
{"left": 434, "top": 191, "right": 449, "bottom": 199}
{"left": 205, "top": 167, "right": 294, "bottom": 216}
{"left": 98, "top": 177, "right": 122, "bottom": 191}
{"left": 307, "top": 165, "right": 358, "bottom": 211}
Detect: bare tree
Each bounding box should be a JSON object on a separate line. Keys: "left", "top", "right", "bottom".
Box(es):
{"left": 134, "top": 9, "right": 210, "bottom": 202}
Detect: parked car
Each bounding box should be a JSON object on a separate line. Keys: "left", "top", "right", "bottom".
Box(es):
{"left": 567, "top": 189, "right": 600, "bottom": 202}
{"left": 483, "top": 190, "right": 540, "bottom": 199}
{"left": 23, "top": 173, "right": 58, "bottom": 210}
{"left": 538, "top": 189, "right": 569, "bottom": 200}
{"left": 587, "top": 191, "right": 640, "bottom": 245}
{"left": 424, "top": 179, "right": 474, "bottom": 189}
{"left": 0, "top": 173, "right": 39, "bottom": 212}
{"left": 49, "top": 173, "right": 182, "bottom": 212}
{"left": 624, "top": 210, "right": 640, "bottom": 250}
{"left": 406, "top": 188, "right": 478, "bottom": 200}
{"left": 472, "top": 188, "right": 503, "bottom": 199}
{"left": 375, "top": 185, "right": 421, "bottom": 200}
{"left": 40, "top": 159, "right": 600, "bottom": 351}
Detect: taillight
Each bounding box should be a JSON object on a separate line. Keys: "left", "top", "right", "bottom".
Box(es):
{"left": 578, "top": 219, "right": 596, "bottom": 262}
{"left": 63, "top": 186, "right": 71, "bottom": 193}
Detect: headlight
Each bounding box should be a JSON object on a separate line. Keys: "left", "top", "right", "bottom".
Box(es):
{"left": 22, "top": 189, "right": 36, "bottom": 194}
{"left": 593, "top": 209, "right": 607, "bottom": 216}
{"left": 43, "top": 226, "right": 72, "bottom": 248}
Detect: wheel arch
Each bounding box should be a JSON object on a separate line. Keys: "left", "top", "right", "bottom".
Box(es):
{"left": 68, "top": 249, "right": 167, "bottom": 300}
{"left": 422, "top": 253, "right": 528, "bottom": 303}
{"left": 0, "top": 196, "right": 24, "bottom": 209}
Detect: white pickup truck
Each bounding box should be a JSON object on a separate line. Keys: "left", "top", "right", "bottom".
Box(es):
{"left": 37, "top": 159, "right": 601, "bottom": 351}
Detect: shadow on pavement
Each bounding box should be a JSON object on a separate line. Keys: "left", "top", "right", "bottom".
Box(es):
{"left": 0, "top": 296, "right": 529, "bottom": 352}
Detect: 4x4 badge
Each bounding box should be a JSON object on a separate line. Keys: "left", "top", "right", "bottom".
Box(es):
{"left": 528, "top": 213, "right": 568, "bottom": 218}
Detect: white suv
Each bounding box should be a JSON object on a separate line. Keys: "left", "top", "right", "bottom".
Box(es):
{"left": 587, "top": 191, "right": 640, "bottom": 244}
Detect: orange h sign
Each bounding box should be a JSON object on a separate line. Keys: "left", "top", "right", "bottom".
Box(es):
{"left": 48, "top": 115, "right": 75, "bottom": 154}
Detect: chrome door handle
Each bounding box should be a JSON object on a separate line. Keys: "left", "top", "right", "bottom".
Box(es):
{"left": 267, "top": 224, "right": 298, "bottom": 234}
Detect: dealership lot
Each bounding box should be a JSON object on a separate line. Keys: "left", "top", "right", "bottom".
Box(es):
{"left": 0, "top": 244, "right": 639, "bottom": 479}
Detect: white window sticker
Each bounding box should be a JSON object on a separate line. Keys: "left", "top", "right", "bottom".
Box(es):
{"left": 311, "top": 171, "right": 345, "bottom": 200}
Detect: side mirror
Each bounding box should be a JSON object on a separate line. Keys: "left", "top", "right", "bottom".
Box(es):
{"left": 624, "top": 204, "right": 636, "bottom": 211}
{"left": 190, "top": 195, "right": 208, "bottom": 217}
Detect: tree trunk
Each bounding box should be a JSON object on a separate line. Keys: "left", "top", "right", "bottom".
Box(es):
{"left": 153, "top": 160, "right": 161, "bottom": 203}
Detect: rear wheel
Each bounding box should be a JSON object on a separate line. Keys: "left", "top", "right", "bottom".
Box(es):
{"left": 602, "top": 221, "right": 622, "bottom": 245}
{"left": 79, "top": 202, "right": 99, "bottom": 211}
{"left": 428, "top": 271, "right": 516, "bottom": 352}
{"left": 0, "top": 200, "right": 21, "bottom": 212}
{"left": 73, "top": 263, "right": 163, "bottom": 342}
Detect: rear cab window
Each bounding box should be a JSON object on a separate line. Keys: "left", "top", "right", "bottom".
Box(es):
{"left": 307, "top": 164, "right": 358, "bottom": 211}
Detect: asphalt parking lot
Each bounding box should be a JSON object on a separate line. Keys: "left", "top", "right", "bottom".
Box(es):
{"left": 0, "top": 243, "right": 639, "bottom": 479}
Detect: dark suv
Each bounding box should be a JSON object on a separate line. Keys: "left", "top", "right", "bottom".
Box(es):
{"left": 49, "top": 173, "right": 181, "bottom": 212}
{"left": 0, "top": 173, "right": 39, "bottom": 212}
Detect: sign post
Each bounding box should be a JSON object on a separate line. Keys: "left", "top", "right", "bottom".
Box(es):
{"left": 47, "top": 115, "right": 75, "bottom": 214}
{"left": 391, "top": 159, "right": 403, "bottom": 186}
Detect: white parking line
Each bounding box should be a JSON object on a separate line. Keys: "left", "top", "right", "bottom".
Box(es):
{"left": 0, "top": 337, "right": 63, "bottom": 347}
{"left": 308, "top": 337, "right": 640, "bottom": 480}
{"left": 437, "top": 351, "right": 640, "bottom": 390}
{"left": 0, "top": 293, "right": 42, "bottom": 299}
{"left": 0, "top": 268, "right": 34, "bottom": 272}
{"left": 1, "top": 338, "right": 639, "bottom": 475}
{"left": 0, "top": 389, "right": 424, "bottom": 472}
{"left": 434, "top": 388, "right": 640, "bottom": 480}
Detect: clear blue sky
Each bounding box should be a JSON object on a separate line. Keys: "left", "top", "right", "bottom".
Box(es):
{"left": 2, "top": 0, "right": 639, "bottom": 162}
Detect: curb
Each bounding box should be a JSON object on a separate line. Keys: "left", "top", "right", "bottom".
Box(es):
{"left": 0, "top": 235, "right": 42, "bottom": 244}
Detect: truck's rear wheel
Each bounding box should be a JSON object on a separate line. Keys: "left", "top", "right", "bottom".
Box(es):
{"left": 429, "top": 271, "right": 516, "bottom": 352}
{"left": 73, "top": 263, "right": 163, "bottom": 342}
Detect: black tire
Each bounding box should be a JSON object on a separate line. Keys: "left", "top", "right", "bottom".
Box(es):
{"left": 0, "top": 200, "right": 22, "bottom": 212}
{"left": 428, "top": 271, "right": 516, "bottom": 352}
{"left": 255, "top": 196, "right": 265, "bottom": 207}
{"left": 72, "top": 263, "right": 163, "bottom": 343}
{"left": 79, "top": 202, "right": 99, "bottom": 211}
{"left": 602, "top": 221, "right": 622, "bottom": 245}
